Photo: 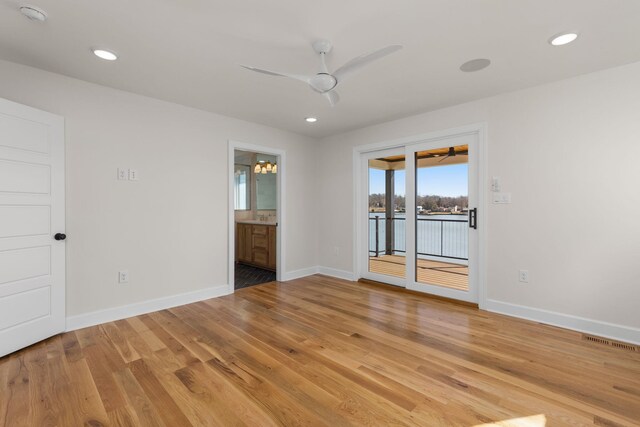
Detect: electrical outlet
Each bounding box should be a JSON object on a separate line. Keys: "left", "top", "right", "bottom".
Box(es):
{"left": 128, "top": 169, "right": 139, "bottom": 181}
{"left": 117, "top": 168, "right": 128, "bottom": 180}
{"left": 118, "top": 270, "right": 129, "bottom": 283}
{"left": 519, "top": 269, "right": 530, "bottom": 283}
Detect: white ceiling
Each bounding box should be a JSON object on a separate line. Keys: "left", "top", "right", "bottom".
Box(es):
{"left": 1, "top": 0, "right": 639, "bottom": 138}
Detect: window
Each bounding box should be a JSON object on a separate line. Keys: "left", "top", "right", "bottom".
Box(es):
{"left": 234, "top": 164, "right": 250, "bottom": 210}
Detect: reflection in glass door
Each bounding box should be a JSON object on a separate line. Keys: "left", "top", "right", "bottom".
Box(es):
{"left": 365, "top": 150, "right": 406, "bottom": 282}
{"left": 414, "top": 145, "right": 469, "bottom": 291}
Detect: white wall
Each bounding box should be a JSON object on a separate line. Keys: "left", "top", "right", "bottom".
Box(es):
{"left": 0, "top": 59, "right": 318, "bottom": 318}
{"left": 1, "top": 56, "right": 638, "bottom": 342}
{"left": 317, "top": 61, "right": 640, "bottom": 336}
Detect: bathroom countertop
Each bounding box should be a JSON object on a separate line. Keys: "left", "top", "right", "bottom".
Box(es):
{"left": 236, "top": 219, "right": 277, "bottom": 226}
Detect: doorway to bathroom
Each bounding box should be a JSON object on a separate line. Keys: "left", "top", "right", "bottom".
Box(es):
{"left": 228, "top": 142, "right": 284, "bottom": 292}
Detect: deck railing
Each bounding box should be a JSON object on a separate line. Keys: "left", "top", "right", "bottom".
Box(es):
{"left": 369, "top": 216, "right": 468, "bottom": 260}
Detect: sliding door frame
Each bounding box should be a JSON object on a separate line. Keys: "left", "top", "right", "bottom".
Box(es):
{"left": 405, "top": 134, "right": 479, "bottom": 303}
{"left": 358, "top": 147, "right": 408, "bottom": 287}
{"left": 352, "top": 123, "right": 488, "bottom": 308}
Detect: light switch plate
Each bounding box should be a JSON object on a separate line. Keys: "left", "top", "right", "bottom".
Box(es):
{"left": 128, "top": 169, "right": 139, "bottom": 181}
{"left": 491, "top": 176, "right": 501, "bottom": 192}
{"left": 117, "top": 168, "right": 128, "bottom": 180}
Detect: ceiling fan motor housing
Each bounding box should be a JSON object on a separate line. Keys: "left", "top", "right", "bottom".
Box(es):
{"left": 312, "top": 39, "right": 333, "bottom": 54}
{"left": 310, "top": 73, "right": 337, "bottom": 92}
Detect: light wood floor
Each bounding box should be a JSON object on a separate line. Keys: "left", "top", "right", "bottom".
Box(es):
{"left": 1, "top": 275, "right": 639, "bottom": 426}
{"left": 370, "top": 254, "right": 469, "bottom": 291}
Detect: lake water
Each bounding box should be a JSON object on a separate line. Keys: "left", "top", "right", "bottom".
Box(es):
{"left": 369, "top": 213, "right": 468, "bottom": 259}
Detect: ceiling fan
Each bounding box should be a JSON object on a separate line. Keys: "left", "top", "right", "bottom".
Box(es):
{"left": 240, "top": 40, "right": 402, "bottom": 106}
{"left": 438, "top": 147, "right": 469, "bottom": 162}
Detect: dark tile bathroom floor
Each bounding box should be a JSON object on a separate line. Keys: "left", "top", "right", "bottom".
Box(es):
{"left": 234, "top": 263, "right": 277, "bottom": 289}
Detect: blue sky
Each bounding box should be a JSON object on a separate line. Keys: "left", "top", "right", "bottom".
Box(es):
{"left": 369, "top": 164, "right": 468, "bottom": 197}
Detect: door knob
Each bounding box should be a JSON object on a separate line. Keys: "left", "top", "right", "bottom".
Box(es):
{"left": 54, "top": 233, "right": 66, "bottom": 241}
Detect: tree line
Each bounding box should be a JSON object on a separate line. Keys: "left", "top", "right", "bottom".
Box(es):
{"left": 369, "top": 194, "right": 468, "bottom": 212}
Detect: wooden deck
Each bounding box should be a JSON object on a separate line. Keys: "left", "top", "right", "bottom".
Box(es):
{"left": 1, "top": 275, "right": 639, "bottom": 426}
{"left": 369, "top": 254, "right": 469, "bottom": 291}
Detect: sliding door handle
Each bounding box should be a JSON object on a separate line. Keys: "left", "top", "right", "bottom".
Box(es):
{"left": 469, "top": 208, "right": 477, "bottom": 229}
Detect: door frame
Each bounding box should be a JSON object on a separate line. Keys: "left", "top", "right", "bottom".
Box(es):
{"left": 227, "top": 140, "right": 286, "bottom": 294}
{"left": 352, "top": 123, "right": 488, "bottom": 308}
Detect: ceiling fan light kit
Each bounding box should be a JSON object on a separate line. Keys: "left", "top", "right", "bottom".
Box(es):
{"left": 241, "top": 39, "right": 402, "bottom": 106}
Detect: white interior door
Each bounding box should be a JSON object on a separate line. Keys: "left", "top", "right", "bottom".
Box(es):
{"left": 0, "top": 98, "right": 65, "bottom": 357}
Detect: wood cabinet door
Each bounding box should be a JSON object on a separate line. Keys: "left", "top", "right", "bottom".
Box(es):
{"left": 237, "top": 224, "right": 252, "bottom": 263}
{"left": 236, "top": 224, "right": 243, "bottom": 261}
{"left": 268, "top": 226, "right": 276, "bottom": 270}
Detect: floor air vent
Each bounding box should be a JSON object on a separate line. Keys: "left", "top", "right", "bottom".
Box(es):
{"left": 582, "top": 334, "right": 638, "bottom": 351}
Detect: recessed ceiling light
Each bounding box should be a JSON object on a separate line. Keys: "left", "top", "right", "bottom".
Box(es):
{"left": 93, "top": 49, "right": 118, "bottom": 61}
{"left": 305, "top": 117, "right": 318, "bottom": 123}
{"left": 460, "top": 58, "right": 491, "bottom": 73}
{"left": 19, "top": 5, "right": 48, "bottom": 22}
{"left": 549, "top": 33, "right": 578, "bottom": 46}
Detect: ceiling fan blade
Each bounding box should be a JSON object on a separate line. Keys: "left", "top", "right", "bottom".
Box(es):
{"left": 333, "top": 45, "right": 403, "bottom": 82}
{"left": 240, "top": 65, "right": 310, "bottom": 84}
{"left": 324, "top": 90, "right": 340, "bottom": 107}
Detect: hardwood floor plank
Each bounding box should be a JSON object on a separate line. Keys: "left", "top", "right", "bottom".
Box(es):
{"left": 66, "top": 358, "right": 110, "bottom": 426}
{"left": 0, "top": 355, "right": 31, "bottom": 427}
{"left": 1, "top": 275, "right": 639, "bottom": 426}
{"left": 112, "top": 367, "right": 166, "bottom": 427}
{"left": 60, "top": 331, "right": 83, "bottom": 363}
{"left": 128, "top": 358, "right": 193, "bottom": 426}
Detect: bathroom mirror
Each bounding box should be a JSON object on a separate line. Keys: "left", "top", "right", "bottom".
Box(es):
{"left": 256, "top": 169, "right": 276, "bottom": 210}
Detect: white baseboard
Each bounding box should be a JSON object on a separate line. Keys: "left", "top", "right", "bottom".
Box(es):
{"left": 484, "top": 299, "right": 640, "bottom": 345}
{"left": 281, "top": 266, "right": 319, "bottom": 281}
{"left": 317, "top": 266, "right": 356, "bottom": 281}
{"left": 66, "top": 284, "right": 230, "bottom": 332}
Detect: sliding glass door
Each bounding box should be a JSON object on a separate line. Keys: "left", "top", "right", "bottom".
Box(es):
{"left": 360, "top": 147, "right": 407, "bottom": 286}
{"left": 406, "top": 134, "right": 478, "bottom": 302}
{"left": 359, "top": 133, "right": 479, "bottom": 303}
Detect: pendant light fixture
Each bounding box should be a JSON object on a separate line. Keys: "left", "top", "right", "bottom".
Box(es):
{"left": 254, "top": 160, "right": 277, "bottom": 174}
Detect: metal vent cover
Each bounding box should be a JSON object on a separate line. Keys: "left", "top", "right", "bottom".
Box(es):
{"left": 582, "top": 334, "right": 638, "bottom": 352}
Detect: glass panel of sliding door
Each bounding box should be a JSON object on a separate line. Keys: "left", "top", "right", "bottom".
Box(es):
{"left": 367, "top": 154, "right": 406, "bottom": 279}
{"left": 415, "top": 145, "right": 469, "bottom": 291}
